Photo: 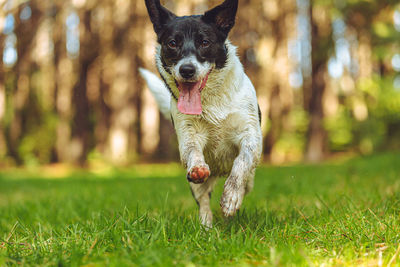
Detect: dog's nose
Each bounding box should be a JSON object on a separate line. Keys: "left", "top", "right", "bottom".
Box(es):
{"left": 179, "top": 64, "right": 196, "bottom": 79}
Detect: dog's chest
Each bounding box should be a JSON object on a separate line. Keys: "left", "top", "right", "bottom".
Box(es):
{"left": 199, "top": 112, "right": 246, "bottom": 176}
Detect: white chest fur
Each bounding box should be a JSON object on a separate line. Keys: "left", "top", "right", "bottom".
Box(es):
{"left": 164, "top": 42, "right": 262, "bottom": 176}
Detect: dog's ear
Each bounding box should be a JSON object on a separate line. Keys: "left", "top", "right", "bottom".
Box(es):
{"left": 202, "top": 0, "right": 238, "bottom": 36}
{"left": 144, "top": 0, "right": 176, "bottom": 35}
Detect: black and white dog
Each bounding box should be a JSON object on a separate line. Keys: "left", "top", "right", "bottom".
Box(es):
{"left": 139, "top": 0, "right": 262, "bottom": 227}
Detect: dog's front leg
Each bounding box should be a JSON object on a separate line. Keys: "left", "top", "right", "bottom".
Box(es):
{"left": 183, "top": 141, "right": 214, "bottom": 227}
{"left": 176, "top": 120, "right": 215, "bottom": 226}
{"left": 176, "top": 120, "right": 210, "bottom": 184}
{"left": 184, "top": 147, "right": 210, "bottom": 184}
{"left": 220, "top": 136, "right": 261, "bottom": 217}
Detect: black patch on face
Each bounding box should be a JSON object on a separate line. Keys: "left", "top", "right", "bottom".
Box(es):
{"left": 158, "top": 16, "right": 228, "bottom": 70}
{"left": 145, "top": 0, "right": 238, "bottom": 73}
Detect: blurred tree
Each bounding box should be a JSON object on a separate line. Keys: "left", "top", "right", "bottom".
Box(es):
{"left": 304, "top": 0, "right": 333, "bottom": 162}
{"left": 0, "top": 0, "right": 399, "bottom": 166}
{"left": 3, "top": 2, "right": 43, "bottom": 164}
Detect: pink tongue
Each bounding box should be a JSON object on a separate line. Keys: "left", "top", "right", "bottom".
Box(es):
{"left": 177, "top": 81, "right": 202, "bottom": 115}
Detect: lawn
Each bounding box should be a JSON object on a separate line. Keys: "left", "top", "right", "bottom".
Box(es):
{"left": 1, "top": 153, "right": 400, "bottom": 266}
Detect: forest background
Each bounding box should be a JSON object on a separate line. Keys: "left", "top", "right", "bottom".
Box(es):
{"left": 1, "top": 0, "right": 400, "bottom": 167}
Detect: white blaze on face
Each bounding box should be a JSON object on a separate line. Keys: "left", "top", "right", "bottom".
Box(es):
{"left": 171, "top": 55, "right": 213, "bottom": 115}
{"left": 172, "top": 55, "right": 212, "bottom": 82}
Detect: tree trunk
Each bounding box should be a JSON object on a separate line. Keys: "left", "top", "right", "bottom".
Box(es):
{"left": 71, "top": 10, "right": 99, "bottom": 165}
{"left": 304, "top": 2, "right": 332, "bottom": 162}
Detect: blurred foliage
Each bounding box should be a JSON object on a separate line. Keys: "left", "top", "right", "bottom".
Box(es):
{"left": 324, "top": 107, "right": 353, "bottom": 150}
{"left": 0, "top": 0, "right": 399, "bottom": 167}
{"left": 18, "top": 113, "right": 57, "bottom": 166}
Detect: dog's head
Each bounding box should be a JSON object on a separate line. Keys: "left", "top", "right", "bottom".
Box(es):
{"left": 144, "top": 0, "right": 238, "bottom": 115}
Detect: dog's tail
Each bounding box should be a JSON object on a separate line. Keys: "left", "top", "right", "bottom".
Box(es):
{"left": 139, "top": 68, "right": 171, "bottom": 119}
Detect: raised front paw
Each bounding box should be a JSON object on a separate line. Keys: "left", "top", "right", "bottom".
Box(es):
{"left": 187, "top": 165, "right": 210, "bottom": 184}
{"left": 220, "top": 181, "right": 245, "bottom": 217}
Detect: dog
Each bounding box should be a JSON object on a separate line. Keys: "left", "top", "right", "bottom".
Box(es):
{"left": 139, "top": 0, "right": 262, "bottom": 227}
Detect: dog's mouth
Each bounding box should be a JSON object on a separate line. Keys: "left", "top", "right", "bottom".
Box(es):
{"left": 176, "top": 70, "right": 211, "bottom": 115}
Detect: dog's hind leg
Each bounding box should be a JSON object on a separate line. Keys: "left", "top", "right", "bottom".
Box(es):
{"left": 245, "top": 169, "right": 255, "bottom": 194}
{"left": 190, "top": 176, "right": 218, "bottom": 228}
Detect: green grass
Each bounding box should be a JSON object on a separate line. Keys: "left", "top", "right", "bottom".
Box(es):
{"left": 1, "top": 153, "right": 400, "bottom": 266}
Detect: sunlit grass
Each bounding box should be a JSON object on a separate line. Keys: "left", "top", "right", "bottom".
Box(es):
{"left": 1, "top": 152, "right": 400, "bottom": 266}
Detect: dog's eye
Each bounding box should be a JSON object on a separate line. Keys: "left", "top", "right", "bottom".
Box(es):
{"left": 168, "top": 40, "right": 177, "bottom": 49}
{"left": 201, "top": 39, "right": 210, "bottom": 48}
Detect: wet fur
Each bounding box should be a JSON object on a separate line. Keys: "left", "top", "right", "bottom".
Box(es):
{"left": 140, "top": 0, "right": 262, "bottom": 227}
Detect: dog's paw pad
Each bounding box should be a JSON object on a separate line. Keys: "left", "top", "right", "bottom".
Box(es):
{"left": 220, "top": 184, "right": 244, "bottom": 217}
{"left": 187, "top": 166, "right": 210, "bottom": 184}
